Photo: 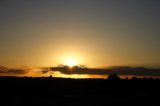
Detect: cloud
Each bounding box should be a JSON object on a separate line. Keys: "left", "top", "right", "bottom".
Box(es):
{"left": 0, "top": 65, "right": 8, "bottom": 71}
{"left": 50, "top": 66, "right": 160, "bottom": 76}
{"left": 0, "top": 65, "right": 50, "bottom": 77}
{"left": 0, "top": 65, "right": 28, "bottom": 75}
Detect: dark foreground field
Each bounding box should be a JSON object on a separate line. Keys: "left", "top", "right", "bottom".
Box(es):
{"left": 0, "top": 77, "right": 159, "bottom": 106}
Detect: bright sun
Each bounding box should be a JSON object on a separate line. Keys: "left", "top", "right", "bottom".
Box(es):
{"left": 64, "top": 57, "right": 77, "bottom": 67}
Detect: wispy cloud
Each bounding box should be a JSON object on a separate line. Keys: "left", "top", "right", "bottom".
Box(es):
{"left": 0, "top": 65, "right": 27, "bottom": 74}
{"left": 0, "top": 65, "right": 50, "bottom": 77}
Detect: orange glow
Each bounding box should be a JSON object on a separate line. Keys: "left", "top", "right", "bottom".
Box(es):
{"left": 45, "top": 71, "right": 107, "bottom": 79}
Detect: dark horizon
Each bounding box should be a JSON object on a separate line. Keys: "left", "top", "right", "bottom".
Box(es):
{"left": 0, "top": 74, "right": 159, "bottom": 105}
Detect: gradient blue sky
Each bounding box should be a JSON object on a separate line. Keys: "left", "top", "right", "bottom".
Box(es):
{"left": 0, "top": 0, "right": 160, "bottom": 68}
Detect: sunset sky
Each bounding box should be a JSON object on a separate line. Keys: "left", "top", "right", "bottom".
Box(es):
{"left": 1, "top": 0, "right": 160, "bottom": 68}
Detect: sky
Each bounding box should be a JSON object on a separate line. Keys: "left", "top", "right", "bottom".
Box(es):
{"left": 0, "top": 0, "right": 160, "bottom": 68}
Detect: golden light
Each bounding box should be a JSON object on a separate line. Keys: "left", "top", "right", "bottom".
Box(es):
{"left": 53, "top": 50, "right": 88, "bottom": 68}
{"left": 64, "top": 57, "right": 78, "bottom": 67}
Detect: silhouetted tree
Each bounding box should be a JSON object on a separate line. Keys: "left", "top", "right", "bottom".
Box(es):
{"left": 108, "top": 74, "right": 121, "bottom": 80}
{"left": 131, "top": 76, "right": 138, "bottom": 80}
{"left": 125, "top": 77, "right": 129, "bottom": 80}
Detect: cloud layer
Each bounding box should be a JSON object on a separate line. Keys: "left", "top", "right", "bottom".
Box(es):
{"left": 0, "top": 65, "right": 160, "bottom": 77}
{"left": 50, "top": 66, "right": 160, "bottom": 76}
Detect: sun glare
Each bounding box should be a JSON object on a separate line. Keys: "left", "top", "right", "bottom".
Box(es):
{"left": 64, "top": 57, "right": 78, "bottom": 67}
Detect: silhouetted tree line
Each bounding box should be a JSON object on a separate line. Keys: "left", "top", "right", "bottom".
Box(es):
{"left": 0, "top": 74, "right": 159, "bottom": 80}
{"left": 0, "top": 75, "right": 159, "bottom": 105}
{"left": 107, "top": 74, "right": 159, "bottom": 80}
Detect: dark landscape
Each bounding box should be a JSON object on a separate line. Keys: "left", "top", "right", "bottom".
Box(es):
{"left": 0, "top": 76, "right": 159, "bottom": 106}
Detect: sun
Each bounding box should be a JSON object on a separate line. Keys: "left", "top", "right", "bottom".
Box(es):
{"left": 64, "top": 57, "right": 78, "bottom": 67}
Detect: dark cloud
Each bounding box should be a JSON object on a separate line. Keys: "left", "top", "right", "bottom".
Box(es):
{"left": 0, "top": 69, "right": 27, "bottom": 74}
{"left": 41, "top": 67, "right": 50, "bottom": 74}
{"left": 0, "top": 65, "right": 51, "bottom": 77}
{"left": 0, "top": 65, "right": 8, "bottom": 71}
{"left": 50, "top": 66, "right": 160, "bottom": 76}
{"left": 0, "top": 65, "right": 28, "bottom": 74}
